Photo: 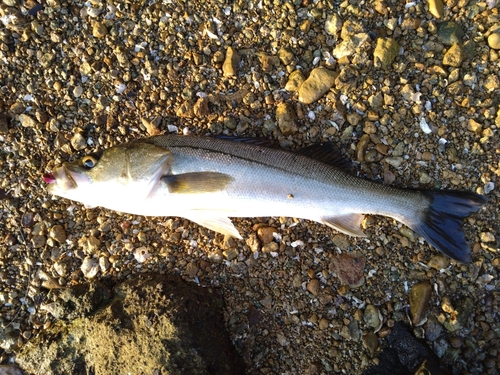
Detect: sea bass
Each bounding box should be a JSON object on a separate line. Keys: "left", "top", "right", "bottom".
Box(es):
{"left": 44, "top": 135, "right": 487, "bottom": 263}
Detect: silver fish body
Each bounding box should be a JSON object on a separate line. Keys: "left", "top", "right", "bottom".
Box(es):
{"left": 46, "top": 135, "right": 487, "bottom": 263}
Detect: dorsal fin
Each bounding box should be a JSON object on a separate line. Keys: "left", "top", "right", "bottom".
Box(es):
{"left": 296, "top": 143, "right": 353, "bottom": 172}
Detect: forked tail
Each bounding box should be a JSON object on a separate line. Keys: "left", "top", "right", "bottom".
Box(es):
{"left": 409, "top": 190, "right": 487, "bottom": 263}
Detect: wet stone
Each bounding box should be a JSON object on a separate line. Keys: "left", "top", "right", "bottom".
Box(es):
{"left": 306, "top": 279, "right": 320, "bottom": 296}
{"left": 437, "top": 21, "right": 464, "bottom": 45}
{"left": 409, "top": 282, "right": 432, "bottom": 325}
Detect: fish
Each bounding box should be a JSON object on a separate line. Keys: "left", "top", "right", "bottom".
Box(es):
{"left": 44, "top": 134, "right": 487, "bottom": 263}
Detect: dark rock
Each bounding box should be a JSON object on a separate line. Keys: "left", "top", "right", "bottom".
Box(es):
{"left": 363, "top": 322, "right": 452, "bottom": 375}
{"left": 16, "top": 274, "right": 245, "bottom": 375}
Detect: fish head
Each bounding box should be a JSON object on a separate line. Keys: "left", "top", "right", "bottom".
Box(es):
{"left": 45, "top": 141, "right": 172, "bottom": 208}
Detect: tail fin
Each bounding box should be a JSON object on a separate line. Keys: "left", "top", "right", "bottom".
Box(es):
{"left": 410, "top": 191, "right": 487, "bottom": 263}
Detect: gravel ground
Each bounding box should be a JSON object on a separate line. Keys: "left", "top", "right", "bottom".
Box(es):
{"left": 0, "top": 0, "right": 499, "bottom": 374}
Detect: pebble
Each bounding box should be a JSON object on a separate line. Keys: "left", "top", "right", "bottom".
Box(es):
{"left": 21, "top": 212, "right": 34, "bottom": 227}
{"left": 443, "top": 43, "right": 465, "bottom": 67}
{"left": 0, "top": 365, "right": 23, "bottom": 375}
{"left": 306, "top": 279, "right": 320, "bottom": 296}
{"left": 488, "top": 32, "right": 500, "bottom": 49}
{"left": 298, "top": 67, "right": 337, "bottom": 104}
{"left": 257, "top": 227, "right": 276, "bottom": 245}
{"left": 73, "top": 85, "right": 84, "bottom": 98}
{"left": 428, "top": 0, "right": 444, "bottom": 18}
{"left": 362, "top": 332, "right": 379, "bottom": 355}
{"left": 325, "top": 14, "right": 342, "bottom": 36}
{"left": 92, "top": 22, "right": 108, "bottom": 38}
{"left": 81, "top": 257, "right": 99, "bottom": 278}
{"left": 222, "top": 47, "right": 240, "bottom": 77}
{"left": 141, "top": 118, "right": 160, "bottom": 136}
{"left": 383, "top": 156, "right": 404, "bottom": 168}
{"left": 134, "top": 247, "right": 151, "bottom": 263}
{"left": 71, "top": 133, "right": 87, "bottom": 150}
{"left": 427, "top": 255, "right": 449, "bottom": 270}
{"left": 276, "top": 102, "right": 298, "bottom": 135}
{"left": 332, "top": 252, "right": 365, "bottom": 288}
{"left": 480, "top": 232, "right": 495, "bottom": 243}
{"left": 409, "top": 282, "right": 432, "bottom": 325}
{"left": 333, "top": 34, "right": 370, "bottom": 59}
{"left": 49, "top": 225, "right": 67, "bottom": 243}
{"left": 285, "top": 70, "right": 305, "bottom": 92}
{"left": 18, "top": 114, "right": 38, "bottom": 128}
{"left": 373, "top": 38, "right": 400, "bottom": 69}
{"left": 278, "top": 48, "right": 294, "bottom": 66}
{"left": 437, "top": 21, "right": 464, "bottom": 45}
{"left": 262, "top": 242, "right": 278, "bottom": 253}
{"left": 363, "top": 305, "right": 381, "bottom": 330}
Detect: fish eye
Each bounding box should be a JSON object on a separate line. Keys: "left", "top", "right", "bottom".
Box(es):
{"left": 81, "top": 155, "right": 98, "bottom": 169}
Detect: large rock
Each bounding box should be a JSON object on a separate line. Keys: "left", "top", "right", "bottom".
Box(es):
{"left": 298, "top": 67, "right": 337, "bottom": 104}
{"left": 16, "top": 274, "right": 245, "bottom": 375}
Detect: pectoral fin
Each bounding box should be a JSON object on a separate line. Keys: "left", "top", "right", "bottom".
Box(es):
{"left": 322, "top": 214, "right": 366, "bottom": 237}
{"left": 185, "top": 215, "right": 242, "bottom": 239}
{"left": 162, "top": 172, "right": 234, "bottom": 194}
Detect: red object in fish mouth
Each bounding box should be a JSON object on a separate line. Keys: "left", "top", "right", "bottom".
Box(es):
{"left": 43, "top": 172, "right": 56, "bottom": 184}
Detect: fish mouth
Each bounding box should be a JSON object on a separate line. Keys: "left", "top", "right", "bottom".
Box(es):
{"left": 45, "top": 165, "right": 79, "bottom": 191}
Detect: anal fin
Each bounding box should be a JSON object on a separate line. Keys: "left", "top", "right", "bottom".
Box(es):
{"left": 321, "top": 214, "right": 366, "bottom": 237}
{"left": 185, "top": 215, "right": 242, "bottom": 239}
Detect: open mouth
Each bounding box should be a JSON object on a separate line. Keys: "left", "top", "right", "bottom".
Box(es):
{"left": 43, "top": 172, "right": 56, "bottom": 184}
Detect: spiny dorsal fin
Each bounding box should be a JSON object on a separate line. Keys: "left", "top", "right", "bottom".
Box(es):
{"left": 162, "top": 172, "right": 234, "bottom": 194}
{"left": 321, "top": 214, "right": 366, "bottom": 237}
{"left": 296, "top": 143, "right": 353, "bottom": 173}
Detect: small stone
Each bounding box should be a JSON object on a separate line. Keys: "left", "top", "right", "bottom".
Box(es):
{"left": 21, "top": 212, "right": 34, "bottom": 227}
{"left": 333, "top": 33, "right": 370, "bottom": 59}
{"left": 325, "top": 14, "right": 342, "bottom": 36}
{"left": 332, "top": 252, "right": 365, "bottom": 287}
{"left": 99, "top": 257, "right": 110, "bottom": 273}
{"left": 428, "top": 255, "right": 449, "bottom": 270}
{"left": 468, "top": 119, "right": 483, "bottom": 134}
{"left": 141, "top": 118, "right": 160, "bottom": 136}
{"left": 92, "top": 22, "right": 107, "bottom": 38}
{"left": 364, "top": 305, "right": 381, "bottom": 329}
{"left": 223, "top": 248, "right": 238, "bottom": 260}
{"left": 399, "top": 227, "right": 415, "bottom": 242}
{"left": 262, "top": 241, "right": 279, "bottom": 253}
{"left": 278, "top": 48, "right": 294, "bottom": 65}
{"left": 307, "top": 279, "right": 320, "bottom": 296}
{"left": 31, "top": 235, "right": 46, "bottom": 248}
{"left": 437, "top": 21, "right": 464, "bottom": 45}
{"left": 0, "top": 365, "right": 23, "bottom": 375}
{"left": 81, "top": 256, "right": 99, "bottom": 278}
{"left": 71, "top": 133, "right": 87, "bottom": 150}
{"left": 428, "top": 0, "right": 444, "bottom": 18}
{"left": 73, "top": 85, "right": 83, "bottom": 97}
{"left": 257, "top": 227, "right": 276, "bottom": 245}
{"left": 222, "top": 47, "right": 240, "bottom": 77}
{"left": 176, "top": 101, "right": 195, "bottom": 118}
{"left": 484, "top": 74, "right": 500, "bottom": 93}
{"left": 488, "top": 32, "right": 500, "bottom": 50}
{"left": 134, "top": 246, "right": 151, "bottom": 263}
{"left": 480, "top": 232, "right": 495, "bottom": 243}
{"left": 373, "top": 38, "right": 400, "bottom": 69}
{"left": 285, "top": 70, "right": 305, "bottom": 92}
{"left": 443, "top": 43, "right": 464, "bottom": 67}
{"left": 298, "top": 67, "right": 337, "bottom": 104}
{"left": 19, "top": 114, "right": 38, "bottom": 128}
{"left": 319, "top": 318, "right": 329, "bottom": 330}
{"left": 193, "top": 97, "right": 210, "bottom": 117}
{"left": 362, "top": 332, "right": 379, "bottom": 355}
{"left": 260, "top": 295, "right": 273, "bottom": 309}
{"left": 383, "top": 156, "right": 404, "bottom": 168}
{"left": 276, "top": 102, "right": 298, "bottom": 135}
{"left": 409, "top": 282, "right": 432, "bottom": 325}
{"left": 49, "top": 225, "right": 66, "bottom": 243}
{"left": 186, "top": 262, "right": 199, "bottom": 278}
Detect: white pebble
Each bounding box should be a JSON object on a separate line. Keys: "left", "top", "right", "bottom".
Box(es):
{"left": 134, "top": 246, "right": 151, "bottom": 263}
{"left": 419, "top": 118, "right": 432, "bottom": 134}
